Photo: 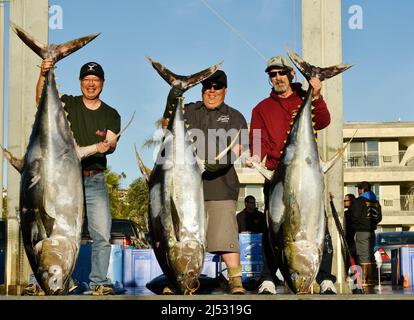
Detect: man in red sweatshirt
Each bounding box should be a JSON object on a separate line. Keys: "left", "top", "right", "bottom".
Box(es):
{"left": 246, "top": 56, "right": 337, "bottom": 295}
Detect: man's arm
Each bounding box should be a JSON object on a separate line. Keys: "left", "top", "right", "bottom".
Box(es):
{"left": 36, "top": 58, "right": 54, "bottom": 105}
{"left": 246, "top": 109, "right": 268, "bottom": 167}
{"left": 309, "top": 77, "right": 331, "bottom": 130}
{"left": 162, "top": 86, "right": 184, "bottom": 129}
{"left": 103, "top": 129, "right": 118, "bottom": 154}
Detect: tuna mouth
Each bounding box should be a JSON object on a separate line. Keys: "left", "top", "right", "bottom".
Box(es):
{"left": 170, "top": 241, "right": 204, "bottom": 294}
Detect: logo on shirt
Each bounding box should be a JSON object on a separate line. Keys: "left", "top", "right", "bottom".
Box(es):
{"left": 217, "top": 115, "right": 230, "bottom": 123}
{"left": 95, "top": 128, "right": 107, "bottom": 137}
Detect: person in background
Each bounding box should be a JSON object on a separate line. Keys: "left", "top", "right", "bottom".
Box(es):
{"left": 343, "top": 193, "right": 356, "bottom": 271}
{"left": 350, "top": 181, "right": 382, "bottom": 289}
{"left": 237, "top": 196, "right": 266, "bottom": 234}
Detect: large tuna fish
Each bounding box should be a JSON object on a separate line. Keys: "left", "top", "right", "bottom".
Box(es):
{"left": 264, "top": 49, "right": 352, "bottom": 294}
{"left": 4, "top": 22, "right": 99, "bottom": 294}
{"left": 135, "top": 58, "right": 220, "bottom": 294}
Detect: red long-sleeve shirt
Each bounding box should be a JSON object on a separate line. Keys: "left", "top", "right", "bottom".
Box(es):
{"left": 249, "top": 83, "right": 331, "bottom": 170}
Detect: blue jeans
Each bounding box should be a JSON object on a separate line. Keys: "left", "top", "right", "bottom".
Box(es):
{"left": 83, "top": 172, "right": 112, "bottom": 288}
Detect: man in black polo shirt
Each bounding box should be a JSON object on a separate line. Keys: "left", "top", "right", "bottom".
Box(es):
{"left": 163, "top": 70, "right": 248, "bottom": 294}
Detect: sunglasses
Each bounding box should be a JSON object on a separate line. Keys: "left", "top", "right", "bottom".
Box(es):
{"left": 268, "top": 70, "right": 289, "bottom": 78}
{"left": 203, "top": 83, "right": 225, "bottom": 90}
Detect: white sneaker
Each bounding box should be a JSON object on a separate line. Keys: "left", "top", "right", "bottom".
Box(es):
{"left": 319, "top": 280, "right": 337, "bottom": 294}
{"left": 258, "top": 280, "right": 277, "bottom": 295}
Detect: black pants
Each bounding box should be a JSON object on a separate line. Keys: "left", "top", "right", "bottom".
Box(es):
{"left": 261, "top": 183, "right": 336, "bottom": 285}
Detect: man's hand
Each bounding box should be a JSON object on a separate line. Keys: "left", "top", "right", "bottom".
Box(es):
{"left": 245, "top": 155, "right": 261, "bottom": 168}
{"left": 96, "top": 141, "right": 111, "bottom": 154}
{"left": 309, "top": 77, "right": 322, "bottom": 100}
{"left": 40, "top": 58, "right": 55, "bottom": 76}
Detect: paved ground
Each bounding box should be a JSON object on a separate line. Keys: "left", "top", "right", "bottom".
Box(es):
{"left": 1, "top": 282, "right": 414, "bottom": 300}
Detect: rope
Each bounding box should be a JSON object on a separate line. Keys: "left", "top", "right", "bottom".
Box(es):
{"left": 185, "top": 279, "right": 200, "bottom": 295}
{"left": 200, "top": 0, "right": 267, "bottom": 61}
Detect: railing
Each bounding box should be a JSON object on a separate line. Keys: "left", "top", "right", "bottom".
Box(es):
{"left": 345, "top": 152, "right": 379, "bottom": 168}
{"left": 379, "top": 195, "right": 414, "bottom": 212}
{"left": 345, "top": 152, "right": 409, "bottom": 168}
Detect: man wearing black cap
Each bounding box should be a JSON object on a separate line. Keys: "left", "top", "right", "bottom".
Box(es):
{"left": 162, "top": 70, "right": 248, "bottom": 294}
{"left": 37, "top": 59, "right": 121, "bottom": 295}
{"left": 350, "top": 181, "right": 382, "bottom": 290}
{"left": 245, "top": 55, "right": 336, "bottom": 295}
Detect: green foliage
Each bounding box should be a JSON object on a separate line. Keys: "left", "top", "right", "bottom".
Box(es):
{"left": 104, "top": 168, "right": 149, "bottom": 235}
{"left": 125, "top": 177, "right": 149, "bottom": 233}
{"left": 104, "top": 168, "right": 127, "bottom": 219}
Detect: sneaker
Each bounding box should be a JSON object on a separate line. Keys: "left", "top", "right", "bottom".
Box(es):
{"left": 257, "top": 280, "right": 276, "bottom": 295}
{"left": 319, "top": 280, "right": 337, "bottom": 294}
{"left": 92, "top": 284, "right": 115, "bottom": 296}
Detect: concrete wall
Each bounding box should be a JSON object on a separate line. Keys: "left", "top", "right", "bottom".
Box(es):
{"left": 6, "top": 0, "right": 48, "bottom": 294}
{"left": 302, "top": 0, "right": 346, "bottom": 292}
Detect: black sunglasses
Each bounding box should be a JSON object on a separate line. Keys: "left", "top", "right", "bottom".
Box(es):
{"left": 203, "top": 83, "right": 225, "bottom": 90}
{"left": 268, "top": 70, "right": 289, "bottom": 78}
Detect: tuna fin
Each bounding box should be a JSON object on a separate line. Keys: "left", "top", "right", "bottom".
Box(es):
{"left": 321, "top": 129, "right": 358, "bottom": 174}
{"left": 286, "top": 47, "right": 352, "bottom": 81}
{"left": 134, "top": 144, "right": 151, "bottom": 183}
{"left": 0, "top": 145, "right": 24, "bottom": 173}
{"left": 252, "top": 162, "right": 275, "bottom": 181}
{"left": 170, "top": 198, "right": 181, "bottom": 241}
{"left": 195, "top": 155, "right": 206, "bottom": 173}
{"left": 106, "top": 111, "right": 135, "bottom": 145}
{"left": 146, "top": 56, "right": 222, "bottom": 92}
{"left": 10, "top": 21, "right": 99, "bottom": 62}
{"left": 214, "top": 130, "right": 241, "bottom": 161}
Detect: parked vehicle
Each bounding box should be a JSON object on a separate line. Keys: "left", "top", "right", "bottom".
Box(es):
{"left": 374, "top": 231, "right": 414, "bottom": 280}
{"left": 81, "top": 218, "right": 150, "bottom": 248}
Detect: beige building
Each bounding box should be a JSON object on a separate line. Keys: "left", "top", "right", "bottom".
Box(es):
{"left": 236, "top": 121, "right": 414, "bottom": 231}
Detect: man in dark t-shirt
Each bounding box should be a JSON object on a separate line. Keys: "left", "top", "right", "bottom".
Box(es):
{"left": 237, "top": 196, "right": 266, "bottom": 234}
{"left": 37, "top": 59, "right": 121, "bottom": 295}
{"left": 162, "top": 70, "right": 248, "bottom": 294}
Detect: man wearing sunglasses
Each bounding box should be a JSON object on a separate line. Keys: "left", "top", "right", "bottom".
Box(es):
{"left": 162, "top": 70, "right": 248, "bottom": 294}
{"left": 246, "top": 56, "right": 337, "bottom": 295}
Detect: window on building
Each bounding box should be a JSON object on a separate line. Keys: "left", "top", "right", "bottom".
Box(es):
{"left": 346, "top": 140, "right": 379, "bottom": 167}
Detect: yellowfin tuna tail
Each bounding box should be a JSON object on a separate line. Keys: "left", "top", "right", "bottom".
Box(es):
{"left": 10, "top": 21, "right": 99, "bottom": 63}
{"left": 146, "top": 56, "right": 222, "bottom": 92}
{"left": 286, "top": 47, "right": 352, "bottom": 81}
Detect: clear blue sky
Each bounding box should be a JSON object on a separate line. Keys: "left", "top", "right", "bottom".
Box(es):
{"left": 2, "top": 0, "right": 413, "bottom": 187}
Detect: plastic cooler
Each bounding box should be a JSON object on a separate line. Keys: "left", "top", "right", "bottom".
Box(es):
{"left": 72, "top": 243, "right": 123, "bottom": 286}
{"left": 391, "top": 246, "right": 414, "bottom": 287}
{"left": 123, "top": 249, "right": 224, "bottom": 287}
{"left": 239, "top": 233, "right": 264, "bottom": 282}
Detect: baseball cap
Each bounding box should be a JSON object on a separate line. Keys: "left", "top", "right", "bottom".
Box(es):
{"left": 202, "top": 70, "right": 227, "bottom": 87}
{"left": 265, "top": 55, "right": 293, "bottom": 72}
{"left": 79, "top": 62, "right": 105, "bottom": 80}
{"left": 356, "top": 181, "right": 372, "bottom": 190}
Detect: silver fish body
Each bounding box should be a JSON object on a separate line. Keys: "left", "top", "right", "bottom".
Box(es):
{"left": 8, "top": 23, "right": 98, "bottom": 294}
{"left": 268, "top": 89, "right": 325, "bottom": 294}
{"left": 267, "top": 49, "right": 352, "bottom": 294}
{"left": 148, "top": 100, "right": 206, "bottom": 294}
{"left": 138, "top": 58, "right": 220, "bottom": 294}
